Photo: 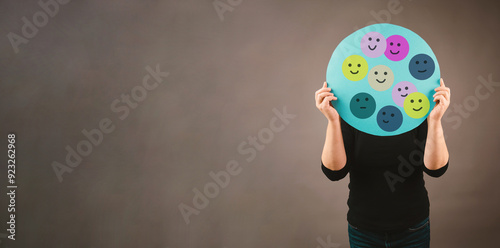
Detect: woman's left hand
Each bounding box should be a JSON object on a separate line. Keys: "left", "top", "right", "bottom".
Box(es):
{"left": 429, "top": 78, "right": 451, "bottom": 122}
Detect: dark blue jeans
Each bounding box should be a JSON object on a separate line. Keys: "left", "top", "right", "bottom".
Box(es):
{"left": 348, "top": 217, "right": 430, "bottom": 248}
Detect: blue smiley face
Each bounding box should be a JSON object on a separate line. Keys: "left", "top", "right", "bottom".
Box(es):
{"left": 409, "top": 54, "right": 435, "bottom": 80}
{"left": 376, "top": 106, "right": 403, "bottom": 132}
{"left": 350, "top": 93, "right": 376, "bottom": 119}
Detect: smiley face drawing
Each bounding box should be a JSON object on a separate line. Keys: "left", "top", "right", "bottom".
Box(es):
{"left": 350, "top": 93, "right": 376, "bottom": 119}
{"left": 376, "top": 106, "right": 403, "bottom": 132}
{"left": 368, "top": 65, "right": 394, "bottom": 91}
{"left": 392, "top": 81, "right": 417, "bottom": 107}
{"left": 384, "top": 35, "right": 409, "bottom": 61}
{"left": 342, "top": 55, "right": 369, "bottom": 81}
{"left": 360, "top": 32, "right": 387, "bottom": 58}
{"left": 409, "top": 54, "right": 435, "bottom": 80}
{"left": 403, "top": 92, "right": 430, "bottom": 119}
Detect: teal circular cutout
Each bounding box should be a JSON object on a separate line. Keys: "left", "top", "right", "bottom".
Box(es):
{"left": 326, "top": 23, "right": 440, "bottom": 136}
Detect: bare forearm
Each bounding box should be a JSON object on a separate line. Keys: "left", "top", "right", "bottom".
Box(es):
{"left": 424, "top": 119, "right": 449, "bottom": 170}
{"left": 321, "top": 119, "right": 347, "bottom": 171}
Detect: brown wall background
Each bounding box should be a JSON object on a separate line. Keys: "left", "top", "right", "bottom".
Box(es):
{"left": 1, "top": 0, "right": 499, "bottom": 247}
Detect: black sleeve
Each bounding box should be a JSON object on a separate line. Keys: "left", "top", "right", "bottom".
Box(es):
{"left": 417, "top": 120, "right": 449, "bottom": 178}
{"left": 321, "top": 118, "right": 355, "bottom": 181}
{"left": 322, "top": 161, "right": 349, "bottom": 181}
{"left": 423, "top": 161, "right": 449, "bottom": 177}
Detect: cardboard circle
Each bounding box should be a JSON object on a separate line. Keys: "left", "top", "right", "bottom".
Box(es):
{"left": 326, "top": 23, "right": 440, "bottom": 136}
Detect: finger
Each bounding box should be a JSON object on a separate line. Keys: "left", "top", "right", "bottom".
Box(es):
{"left": 318, "top": 92, "right": 334, "bottom": 101}
{"left": 434, "top": 87, "right": 450, "bottom": 96}
{"left": 315, "top": 89, "right": 331, "bottom": 103}
{"left": 320, "top": 96, "right": 329, "bottom": 109}
{"left": 435, "top": 85, "right": 450, "bottom": 91}
{"left": 319, "top": 87, "right": 332, "bottom": 94}
{"left": 439, "top": 94, "right": 450, "bottom": 105}
{"left": 434, "top": 95, "right": 445, "bottom": 104}
{"left": 433, "top": 91, "right": 448, "bottom": 99}
{"left": 434, "top": 89, "right": 451, "bottom": 100}
{"left": 317, "top": 92, "right": 333, "bottom": 105}
{"left": 324, "top": 95, "right": 336, "bottom": 102}
{"left": 316, "top": 87, "right": 332, "bottom": 96}
{"left": 442, "top": 91, "right": 451, "bottom": 101}
{"left": 321, "top": 96, "right": 336, "bottom": 109}
{"left": 316, "top": 89, "right": 333, "bottom": 101}
{"left": 325, "top": 95, "right": 338, "bottom": 101}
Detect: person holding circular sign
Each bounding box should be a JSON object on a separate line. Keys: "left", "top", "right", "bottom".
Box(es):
{"left": 315, "top": 78, "right": 450, "bottom": 247}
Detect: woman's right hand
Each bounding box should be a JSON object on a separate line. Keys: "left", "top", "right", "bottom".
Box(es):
{"left": 315, "top": 81, "right": 339, "bottom": 122}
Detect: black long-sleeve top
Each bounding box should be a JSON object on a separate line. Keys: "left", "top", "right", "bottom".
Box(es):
{"left": 322, "top": 118, "right": 448, "bottom": 232}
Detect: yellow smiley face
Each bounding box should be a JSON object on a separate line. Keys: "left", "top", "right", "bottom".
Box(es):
{"left": 403, "top": 92, "right": 430, "bottom": 119}
{"left": 342, "top": 55, "right": 368, "bottom": 81}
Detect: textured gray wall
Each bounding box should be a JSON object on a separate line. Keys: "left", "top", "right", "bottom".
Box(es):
{"left": 1, "top": 0, "right": 499, "bottom": 247}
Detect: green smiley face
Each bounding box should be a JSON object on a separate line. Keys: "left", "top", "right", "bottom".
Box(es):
{"left": 403, "top": 92, "right": 430, "bottom": 119}
{"left": 342, "top": 55, "right": 368, "bottom": 81}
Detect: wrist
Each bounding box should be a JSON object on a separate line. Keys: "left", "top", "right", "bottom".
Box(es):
{"left": 327, "top": 117, "right": 341, "bottom": 127}
{"left": 427, "top": 118, "right": 443, "bottom": 130}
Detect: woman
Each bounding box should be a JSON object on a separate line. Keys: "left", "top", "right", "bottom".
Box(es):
{"left": 315, "top": 79, "right": 450, "bottom": 247}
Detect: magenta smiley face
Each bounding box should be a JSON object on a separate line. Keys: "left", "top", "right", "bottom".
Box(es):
{"left": 361, "top": 32, "right": 386, "bottom": 58}
{"left": 392, "top": 81, "right": 417, "bottom": 107}
{"left": 384, "top": 35, "right": 409, "bottom": 61}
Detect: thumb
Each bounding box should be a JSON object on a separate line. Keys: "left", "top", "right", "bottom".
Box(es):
{"left": 323, "top": 81, "right": 328, "bottom": 88}
{"left": 440, "top": 78, "right": 445, "bottom": 87}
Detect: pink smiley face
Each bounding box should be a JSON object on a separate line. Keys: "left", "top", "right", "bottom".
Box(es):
{"left": 384, "top": 35, "right": 409, "bottom": 61}
{"left": 360, "top": 32, "right": 386, "bottom": 58}
{"left": 392, "top": 81, "right": 417, "bottom": 107}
